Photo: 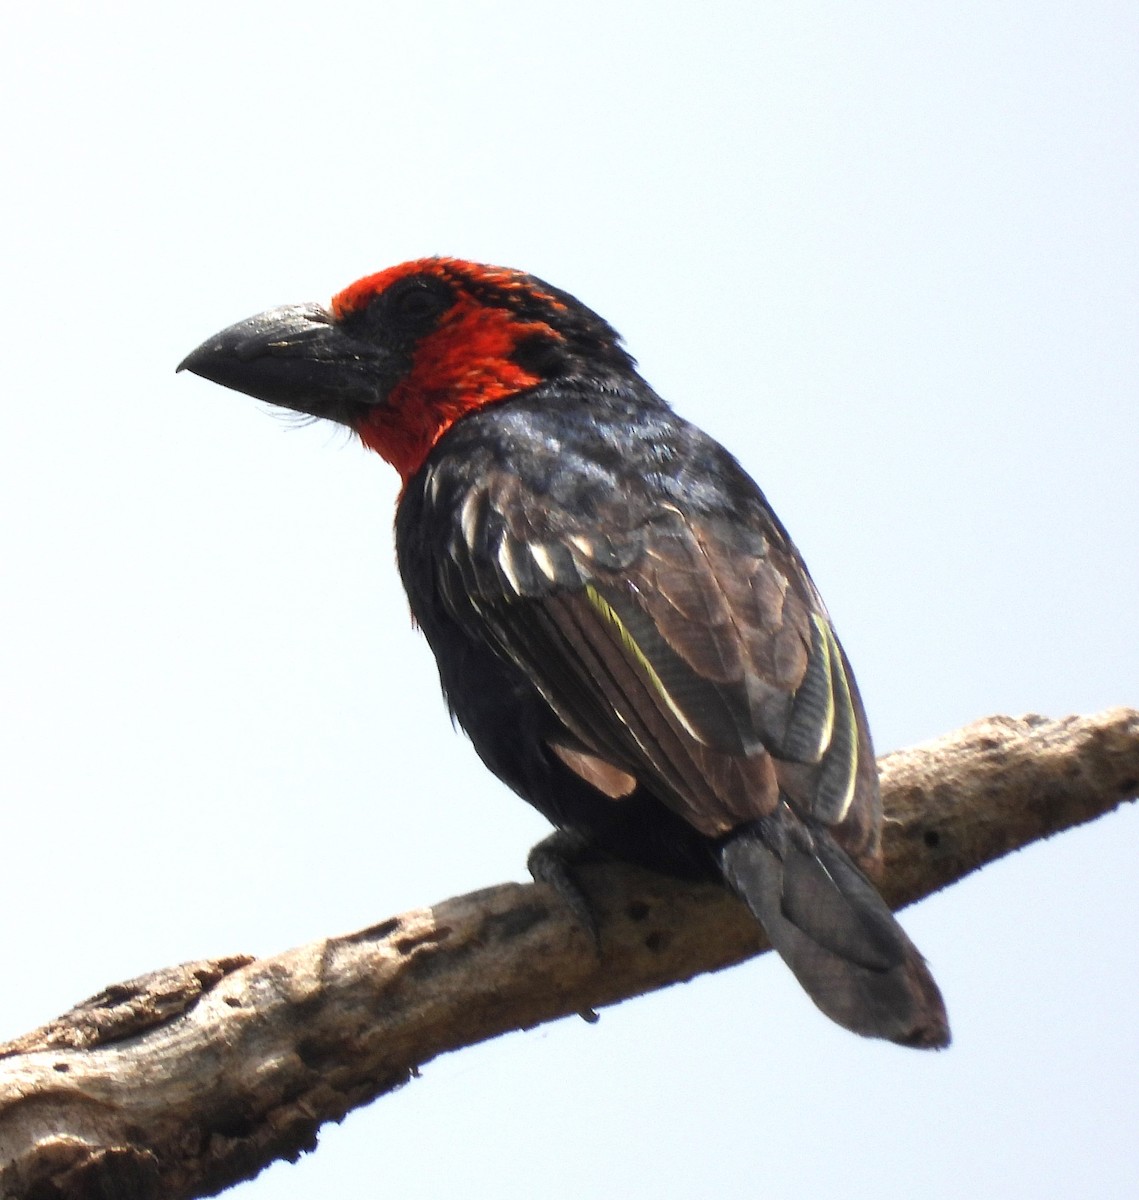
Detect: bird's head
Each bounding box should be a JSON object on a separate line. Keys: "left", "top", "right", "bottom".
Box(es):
{"left": 179, "top": 258, "right": 636, "bottom": 482}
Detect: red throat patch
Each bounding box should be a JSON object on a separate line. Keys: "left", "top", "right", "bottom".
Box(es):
{"left": 331, "top": 261, "right": 564, "bottom": 483}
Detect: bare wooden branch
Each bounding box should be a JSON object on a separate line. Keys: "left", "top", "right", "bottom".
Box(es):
{"left": 1, "top": 709, "right": 1136, "bottom": 1200}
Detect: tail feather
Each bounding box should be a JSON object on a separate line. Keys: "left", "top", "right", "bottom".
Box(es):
{"left": 720, "top": 809, "right": 950, "bottom": 1049}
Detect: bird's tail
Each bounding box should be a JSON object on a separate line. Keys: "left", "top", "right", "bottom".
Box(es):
{"left": 719, "top": 807, "right": 950, "bottom": 1048}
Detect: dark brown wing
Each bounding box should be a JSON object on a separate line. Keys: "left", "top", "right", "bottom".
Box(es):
{"left": 429, "top": 463, "right": 876, "bottom": 852}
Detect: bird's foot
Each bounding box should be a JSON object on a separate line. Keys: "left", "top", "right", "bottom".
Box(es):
{"left": 527, "top": 829, "right": 605, "bottom": 952}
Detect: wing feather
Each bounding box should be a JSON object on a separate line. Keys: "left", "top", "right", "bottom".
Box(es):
{"left": 428, "top": 467, "right": 869, "bottom": 841}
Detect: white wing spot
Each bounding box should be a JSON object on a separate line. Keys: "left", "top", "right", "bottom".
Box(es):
{"left": 497, "top": 539, "right": 523, "bottom": 595}
{"left": 530, "top": 543, "right": 560, "bottom": 582}
{"left": 460, "top": 491, "right": 483, "bottom": 550}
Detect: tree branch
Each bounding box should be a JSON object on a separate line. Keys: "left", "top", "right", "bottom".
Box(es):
{"left": 1, "top": 708, "right": 1136, "bottom": 1200}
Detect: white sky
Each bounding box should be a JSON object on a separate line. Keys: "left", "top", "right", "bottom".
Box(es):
{"left": 2, "top": 3, "right": 1137, "bottom": 1197}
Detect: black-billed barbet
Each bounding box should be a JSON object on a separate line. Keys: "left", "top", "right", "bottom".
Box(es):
{"left": 179, "top": 258, "right": 949, "bottom": 1048}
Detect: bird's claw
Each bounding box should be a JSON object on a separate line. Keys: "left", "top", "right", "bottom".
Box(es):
{"left": 527, "top": 829, "right": 604, "bottom": 953}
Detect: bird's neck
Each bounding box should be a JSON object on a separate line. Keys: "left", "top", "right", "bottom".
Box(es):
{"left": 357, "top": 373, "right": 542, "bottom": 482}
{"left": 356, "top": 304, "right": 551, "bottom": 482}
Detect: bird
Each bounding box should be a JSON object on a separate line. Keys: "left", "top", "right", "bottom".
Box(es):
{"left": 179, "top": 257, "right": 949, "bottom": 1048}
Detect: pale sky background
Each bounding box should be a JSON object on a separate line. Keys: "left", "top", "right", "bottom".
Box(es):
{"left": 2, "top": 3, "right": 1137, "bottom": 1197}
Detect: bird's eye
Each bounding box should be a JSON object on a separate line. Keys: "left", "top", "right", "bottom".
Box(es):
{"left": 383, "top": 276, "right": 454, "bottom": 333}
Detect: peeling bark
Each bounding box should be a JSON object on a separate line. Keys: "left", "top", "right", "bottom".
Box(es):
{"left": 1, "top": 709, "right": 1136, "bottom": 1200}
